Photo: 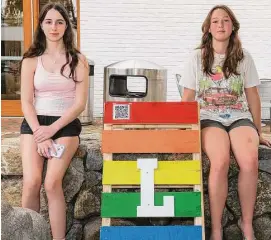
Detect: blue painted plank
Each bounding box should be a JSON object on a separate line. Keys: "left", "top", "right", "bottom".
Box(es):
{"left": 100, "top": 226, "right": 202, "bottom": 240}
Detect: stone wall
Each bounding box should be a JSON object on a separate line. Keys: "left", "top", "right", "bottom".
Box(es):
{"left": 1, "top": 124, "right": 271, "bottom": 240}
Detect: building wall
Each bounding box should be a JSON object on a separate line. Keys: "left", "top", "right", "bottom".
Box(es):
{"left": 80, "top": 0, "right": 271, "bottom": 118}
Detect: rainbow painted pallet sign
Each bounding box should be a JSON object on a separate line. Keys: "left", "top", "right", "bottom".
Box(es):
{"left": 100, "top": 102, "right": 205, "bottom": 240}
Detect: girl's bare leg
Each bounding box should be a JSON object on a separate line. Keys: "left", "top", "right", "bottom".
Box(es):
{"left": 21, "top": 134, "right": 44, "bottom": 212}
{"left": 44, "top": 136, "right": 79, "bottom": 239}
{"left": 229, "top": 126, "right": 259, "bottom": 240}
{"left": 202, "top": 127, "right": 231, "bottom": 240}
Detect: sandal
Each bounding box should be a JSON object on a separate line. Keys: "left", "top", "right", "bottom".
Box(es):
{"left": 237, "top": 218, "right": 256, "bottom": 240}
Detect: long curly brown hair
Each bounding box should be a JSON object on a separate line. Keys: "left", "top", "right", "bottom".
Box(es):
{"left": 199, "top": 5, "right": 244, "bottom": 79}
{"left": 21, "top": 2, "right": 80, "bottom": 81}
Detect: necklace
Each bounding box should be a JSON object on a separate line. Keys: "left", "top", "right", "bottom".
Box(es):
{"left": 52, "top": 53, "right": 62, "bottom": 65}
{"left": 45, "top": 50, "right": 64, "bottom": 65}
{"left": 43, "top": 51, "right": 64, "bottom": 73}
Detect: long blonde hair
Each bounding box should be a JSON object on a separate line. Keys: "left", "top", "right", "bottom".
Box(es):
{"left": 199, "top": 5, "right": 244, "bottom": 79}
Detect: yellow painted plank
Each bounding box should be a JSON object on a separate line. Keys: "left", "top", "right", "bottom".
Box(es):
{"left": 103, "top": 160, "right": 201, "bottom": 185}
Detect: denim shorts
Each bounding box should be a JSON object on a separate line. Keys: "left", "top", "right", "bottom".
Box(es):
{"left": 201, "top": 118, "right": 259, "bottom": 135}
{"left": 20, "top": 115, "right": 82, "bottom": 141}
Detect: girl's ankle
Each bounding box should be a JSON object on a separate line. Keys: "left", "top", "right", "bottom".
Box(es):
{"left": 211, "top": 226, "right": 222, "bottom": 232}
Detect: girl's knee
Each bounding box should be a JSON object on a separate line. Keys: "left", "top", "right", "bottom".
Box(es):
{"left": 44, "top": 178, "right": 63, "bottom": 195}
{"left": 209, "top": 156, "right": 230, "bottom": 173}
{"left": 23, "top": 177, "right": 42, "bottom": 193}
{"left": 239, "top": 155, "right": 258, "bottom": 173}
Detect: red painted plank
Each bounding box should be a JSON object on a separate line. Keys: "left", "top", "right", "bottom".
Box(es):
{"left": 104, "top": 102, "right": 198, "bottom": 124}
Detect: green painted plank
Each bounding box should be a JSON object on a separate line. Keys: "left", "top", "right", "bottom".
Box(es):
{"left": 101, "top": 192, "right": 201, "bottom": 217}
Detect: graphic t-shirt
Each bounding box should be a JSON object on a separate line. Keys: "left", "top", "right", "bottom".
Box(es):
{"left": 181, "top": 49, "right": 260, "bottom": 126}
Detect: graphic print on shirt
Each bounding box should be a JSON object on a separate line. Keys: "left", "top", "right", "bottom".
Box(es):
{"left": 198, "top": 64, "right": 246, "bottom": 119}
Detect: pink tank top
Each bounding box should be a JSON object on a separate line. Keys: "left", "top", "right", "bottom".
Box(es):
{"left": 34, "top": 56, "right": 76, "bottom": 116}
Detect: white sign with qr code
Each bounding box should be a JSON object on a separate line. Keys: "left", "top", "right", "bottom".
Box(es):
{"left": 113, "top": 104, "right": 130, "bottom": 120}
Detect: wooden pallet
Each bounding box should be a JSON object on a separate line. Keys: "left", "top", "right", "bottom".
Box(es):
{"left": 100, "top": 102, "right": 205, "bottom": 240}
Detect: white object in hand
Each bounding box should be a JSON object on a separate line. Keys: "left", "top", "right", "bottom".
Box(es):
{"left": 49, "top": 142, "right": 65, "bottom": 158}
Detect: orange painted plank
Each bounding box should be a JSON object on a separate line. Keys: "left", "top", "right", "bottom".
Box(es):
{"left": 104, "top": 102, "right": 198, "bottom": 124}
{"left": 102, "top": 130, "right": 200, "bottom": 153}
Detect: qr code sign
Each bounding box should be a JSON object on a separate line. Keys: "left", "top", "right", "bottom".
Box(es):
{"left": 113, "top": 104, "right": 130, "bottom": 120}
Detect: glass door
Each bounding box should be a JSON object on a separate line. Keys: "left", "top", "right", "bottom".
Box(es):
{"left": 1, "top": 0, "right": 32, "bottom": 116}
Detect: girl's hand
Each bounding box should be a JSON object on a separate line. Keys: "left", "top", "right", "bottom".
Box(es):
{"left": 34, "top": 125, "right": 58, "bottom": 143}
{"left": 259, "top": 135, "right": 271, "bottom": 148}
{"left": 37, "top": 139, "right": 56, "bottom": 159}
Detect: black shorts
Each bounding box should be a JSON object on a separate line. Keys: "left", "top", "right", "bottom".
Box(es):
{"left": 201, "top": 118, "right": 259, "bottom": 135}
{"left": 20, "top": 115, "right": 82, "bottom": 140}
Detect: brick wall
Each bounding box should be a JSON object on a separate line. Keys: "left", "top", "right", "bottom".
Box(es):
{"left": 80, "top": 0, "right": 271, "bottom": 118}
{"left": 259, "top": 80, "right": 271, "bottom": 119}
